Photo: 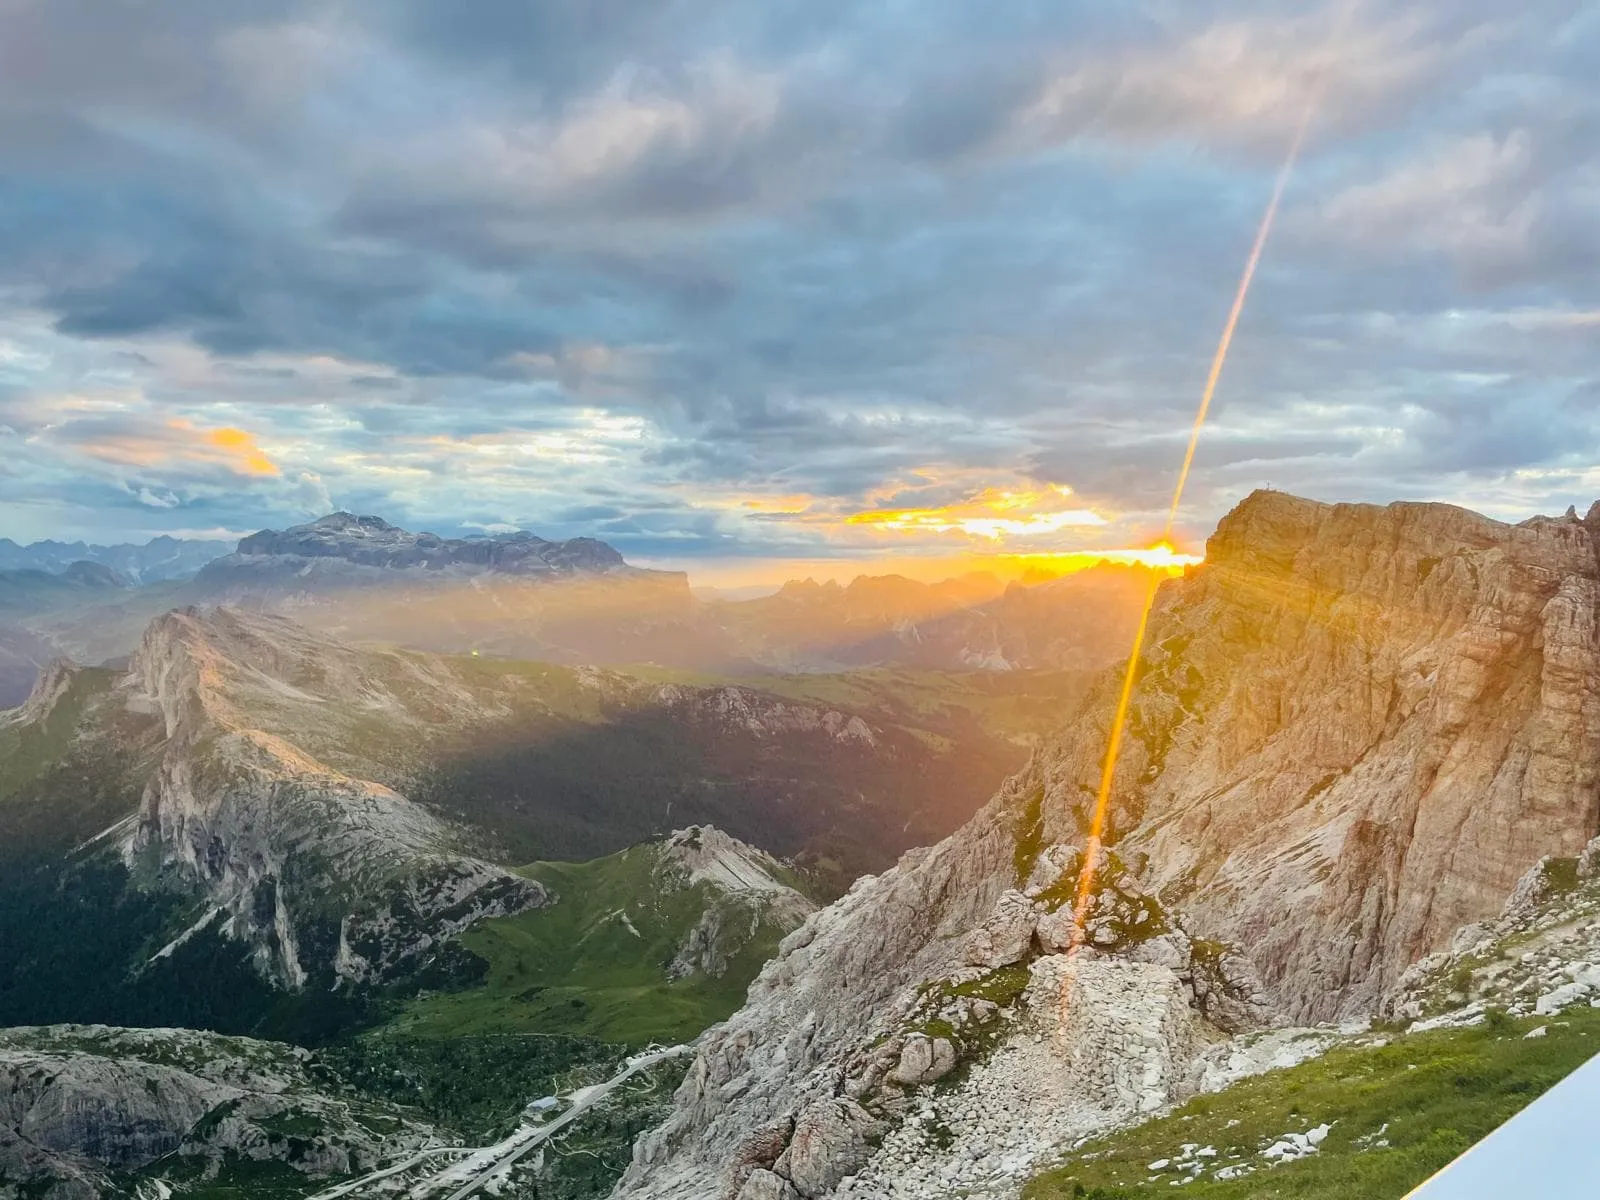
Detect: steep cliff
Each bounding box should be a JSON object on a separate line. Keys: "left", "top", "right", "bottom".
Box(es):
{"left": 121, "top": 608, "right": 549, "bottom": 987}
{"left": 614, "top": 491, "right": 1600, "bottom": 1200}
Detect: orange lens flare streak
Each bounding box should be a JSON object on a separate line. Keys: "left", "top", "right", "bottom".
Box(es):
{"left": 1165, "top": 101, "right": 1318, "bottom": 539}
{"left": 1063, "top": 97, "right": 1322, "bottom": 964}
{"left": 1065, "top": 568, "right": 1162, "bottom": 951}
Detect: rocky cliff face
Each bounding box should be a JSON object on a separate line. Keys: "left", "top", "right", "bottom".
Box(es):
{"left": 1078, "top": 491, "right": 1600, "bottom": 1020}
{"left": 121, "top": 608, "right": 547, "bottom": 987}
{"left": 613, "top": 490, "right": 1600, "bottom": 1200}
{"left": 0, "top": 1025, "right": 436, "bottom": 1198}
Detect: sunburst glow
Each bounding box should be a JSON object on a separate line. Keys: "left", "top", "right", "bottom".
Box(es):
{"left": 844, "top": 484, "right": 1106, "bottom": 540}
{"left": 1003, "top": 542, "right": 1203, "bottom": 575}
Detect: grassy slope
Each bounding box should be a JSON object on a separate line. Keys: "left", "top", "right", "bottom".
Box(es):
{"left": 1024, "top": 1007, "right": 1600, "bottom": 1200}
{"left": 388, "top": 844, "right": 789, "bottom": 1046}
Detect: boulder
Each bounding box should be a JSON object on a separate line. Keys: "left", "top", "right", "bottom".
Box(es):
{"left": 776, "top": 1098, "right": 882, "bottom": 1198}
{"left": 1023, "top": 844, "right": 1078, "bottom": 895}
{"left": 737, "top": 1167, "right": 802, "bottom": 1200}
{"left": 964, "top": 890, "right": 1039, "bottom": 968}
{"left": 1035, "top": 907, "right": 1078, "bottom": 954}
{"left": 1127, "top": 932, "right": 1192, "bottom": 972}
{"left": 888, "top": 1033, "right": 957, "bottom": 1086}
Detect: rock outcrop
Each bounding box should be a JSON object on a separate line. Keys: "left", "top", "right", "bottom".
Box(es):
{"left": 654, "top": 826, "right": 817, "bottom": 982}
{"left": 613, "top": 491, "right": 1600, "bottom": 1200}
{"left": 0, "top": 1025, "right": 436, "bottom": 1197}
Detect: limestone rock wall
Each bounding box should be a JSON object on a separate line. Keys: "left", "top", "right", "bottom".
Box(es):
{"left": 121, "top": 608, "right": 547, "bottom": 986}
{"left": 1040, "top": 492, "right": 1600, "bottom": 1019}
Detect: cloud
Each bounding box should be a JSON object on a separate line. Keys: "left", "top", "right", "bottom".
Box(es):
{"left": 0, "top": 0, "right": 1598, "bottom": 554}
{"left": 135, "top": 486, "right": 180, "bottom": 509}
{"left": 1320, "top": 131, "right": 1538, "bottom": 269}
{"left": 59, "top": 416, "right": 280, "bottom": 478}
{"left": 1007, "top": 8, "right": 1454, "bottom": 158}
{"left": 292, "top": 470, "right": 333, "bottom": 515}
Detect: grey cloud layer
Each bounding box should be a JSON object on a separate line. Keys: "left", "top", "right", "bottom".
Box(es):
{"left": 0, "top": 0, "right": 1597, "bottom": 554}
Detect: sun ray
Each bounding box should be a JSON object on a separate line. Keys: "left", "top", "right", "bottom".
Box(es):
{"left": 1061, "top": 76, "right": 1329, "bottom": 964}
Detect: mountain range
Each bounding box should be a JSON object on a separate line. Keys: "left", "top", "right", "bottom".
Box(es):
{"left": 8, "top": 490, "right": 1600, "bottom": 1199}
{"left": 0, "top": 602, "right": 1048, "bottom": 1034}
{"left": 0, "top": 512, "right": 1156, "bottom": 705}
{"left": 0, "top": 535, "right": 231, "bottom": 582}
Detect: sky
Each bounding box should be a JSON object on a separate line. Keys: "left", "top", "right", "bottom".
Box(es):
{"left": 2, "top": 1, "right": 1599, "bottom": 582}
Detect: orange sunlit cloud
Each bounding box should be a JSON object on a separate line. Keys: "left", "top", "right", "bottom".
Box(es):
{"left": 68, "top": 418, "right": 281, "bottom": 478}
{"left": 844, "top": 483, "right": 1106, "bottom": 540}
{"left": 654, "top": 471, "right": 1207, "bottom": 587}
{"left": 199, "top": 424, "right": 280, "bottom": 476}
{"left": 1001, "top": 541, "right": 1203, "bottom": 574}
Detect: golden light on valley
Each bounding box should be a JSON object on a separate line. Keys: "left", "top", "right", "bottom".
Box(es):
{"left": 1000, "top": 541, "right": 1202, "bottom": 576}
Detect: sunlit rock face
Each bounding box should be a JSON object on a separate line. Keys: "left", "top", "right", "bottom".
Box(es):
{"left": 122, "top": 607, "right": 548, "bottom": 987}
{"left": 614, "top": 490, "right": 1600, "bottom": 1200}
{"left": 1053, "top": 490, "right": 1600, "bottom": 1021}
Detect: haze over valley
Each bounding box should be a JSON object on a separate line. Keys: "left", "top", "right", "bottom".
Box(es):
{"left": 7, "top": 1, "right": 1600, "bottom": 1197}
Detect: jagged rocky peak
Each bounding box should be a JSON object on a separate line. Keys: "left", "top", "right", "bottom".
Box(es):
{"left": 659, "top": 825, "right": 804, "bottom": 897}
{"left": 228, "top": 510, "right": 629, "bottom": 575}
{"left": 117, "top": 606, "right": 548, "bottom": 988}
{"left": 612, "top": 489, "right": 1600, "bottom": 1200}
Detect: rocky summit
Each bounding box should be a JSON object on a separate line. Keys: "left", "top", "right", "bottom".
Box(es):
{"left": 612, "top": 490, "right": 1600, "bottom": 1200}
{"left": 227, "top": 512, "right": 633, "bottom": 576}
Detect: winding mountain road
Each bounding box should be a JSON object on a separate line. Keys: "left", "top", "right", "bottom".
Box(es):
{"left": 307, "top": 1043, "right": 692, "bottom": 1200}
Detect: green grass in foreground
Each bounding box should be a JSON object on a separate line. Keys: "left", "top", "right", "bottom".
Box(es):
{"left": 1024, "top": 1006, "right": 1600, "bottom": 1200}
{"left": 387, "top": 844, "right": 786, "bottom": 1046}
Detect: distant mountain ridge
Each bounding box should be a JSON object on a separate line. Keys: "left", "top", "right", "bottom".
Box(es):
{"left": 0, "top": 534, "right": 230, "bottom": 582}
{"left": 221, "top": 511, "right": 638, "bottom": 577}
{"left": 717, "top": 562, "right": 1158, "bottom": 673}
{"left": 0, "top": 511, "right": 1157, "bottom": 697}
